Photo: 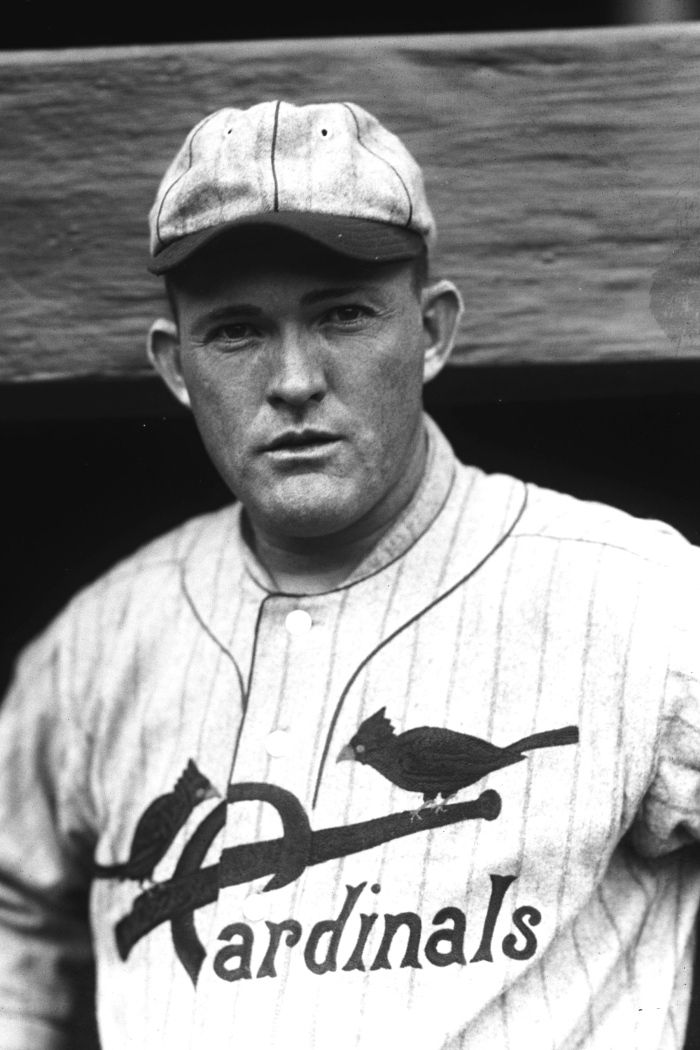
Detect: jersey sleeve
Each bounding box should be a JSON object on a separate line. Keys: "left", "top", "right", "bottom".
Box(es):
{"left": 631, "top": 544, "right": 700, "bottom": 857}
{"left": 0, "top": 609, "right": 97, "bottom": 1050}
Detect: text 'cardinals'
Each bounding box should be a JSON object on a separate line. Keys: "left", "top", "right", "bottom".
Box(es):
{"left": 212, "top": 874, "right": 541, "bottom": 982}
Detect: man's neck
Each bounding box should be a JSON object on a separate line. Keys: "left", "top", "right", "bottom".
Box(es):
{"left": 247, "top": 432, "right": 429, "bottom": 595}
{"left": 251, "top": 522, "right": 391, "bottom": 594}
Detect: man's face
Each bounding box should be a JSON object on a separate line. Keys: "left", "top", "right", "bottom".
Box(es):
{"left": 165, "top": 233, "right": 436, "bottom": 544}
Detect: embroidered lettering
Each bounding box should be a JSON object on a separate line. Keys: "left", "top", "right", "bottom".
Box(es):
{"left": 424, "top": 906, "right": 467, "bottom": 967}
{"left": 213, "top": 922, "right": 254, "bottom": 982}
{"left": 370, "top": 912, "right": 423, "bottom": 971}
{"left": 304, "top": 883, "right": 366, "bottom": 975}
{"left": 256, "top": 920, "right": 302, "bottom": 978}
{"left": 502, "top": 905, "right": 541, "bottom": 961}
{"left": 211, "top": 875, "right": 542, "bottom": 982}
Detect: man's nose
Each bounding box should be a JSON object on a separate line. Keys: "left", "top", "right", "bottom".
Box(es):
{"left": 265, "top": 329, "right": 327, "bottom": 407}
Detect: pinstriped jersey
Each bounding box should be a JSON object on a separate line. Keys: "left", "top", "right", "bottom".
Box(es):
{"left": 0, "top": 415, "right": 699, "bottom": 1050}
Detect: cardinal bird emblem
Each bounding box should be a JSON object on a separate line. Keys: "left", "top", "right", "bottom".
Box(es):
{"left": 338, "top": 708, "right": 579, "bottom": 809}
{"left": 93, "top": 759, "right": 219, "bottom": 884}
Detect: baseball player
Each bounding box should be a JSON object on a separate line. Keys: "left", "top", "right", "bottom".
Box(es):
{"left": 0, "top": 100, "right": 699, "bottom": 1050}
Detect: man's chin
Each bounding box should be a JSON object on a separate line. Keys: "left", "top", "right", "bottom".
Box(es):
{"left": 248, "top": 478, "right": 369, "bottom": 541}
{"left": 257, "top": 506, "right": 363, "bottom": 541}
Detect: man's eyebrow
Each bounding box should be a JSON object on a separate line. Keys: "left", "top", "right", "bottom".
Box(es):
{"left": 192, "top": 304, "right": 264, "bottom": 325}
{"left": 301, "top": 286, "right": 373, "bottom": 305}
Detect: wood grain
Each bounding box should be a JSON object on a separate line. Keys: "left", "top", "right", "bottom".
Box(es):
{"left": 3, "top": 25, "right": 700, "bottom": 383}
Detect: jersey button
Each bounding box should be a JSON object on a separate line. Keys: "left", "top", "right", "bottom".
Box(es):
{"left": 285, "top": 609, "right": 313, "bottom": 636}
{"left": 242, "top": 893, "right": 268, "bottom": 922}
{"left": 265, "top": 729, "right": 290, "bottom": 757}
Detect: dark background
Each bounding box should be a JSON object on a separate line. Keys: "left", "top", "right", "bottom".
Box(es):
{"left": 3, "top": 2, "right": 700, "bottom": 1046}
{"left": 0, "top": 0, "right": 640, "bottom": 49}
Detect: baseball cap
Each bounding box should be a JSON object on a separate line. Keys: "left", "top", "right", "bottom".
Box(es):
{"left": 148, "top": 100, "right": 436, "bottom": 275}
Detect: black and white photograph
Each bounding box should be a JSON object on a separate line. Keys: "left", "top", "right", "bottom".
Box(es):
{"left": 2, "top": 2, "right": 700, "bottom": 1047}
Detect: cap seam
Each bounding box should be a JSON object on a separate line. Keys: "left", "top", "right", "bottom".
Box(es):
{"left": 154, "top": 110, "right": 221, "bottom": 251}
{"left": 270, "top": 100, "right": 282, "bottom": 213}
{"left": 341, "top": 102, "right": 414, "bottom": 229}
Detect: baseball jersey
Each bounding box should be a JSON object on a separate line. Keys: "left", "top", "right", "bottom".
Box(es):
{"left": 0, "top": 414, "right": 699, "bottom": 1050}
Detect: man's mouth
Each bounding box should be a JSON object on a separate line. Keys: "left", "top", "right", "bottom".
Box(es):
{"left": 263, "top": 430, "right": 341, "bottom": 453}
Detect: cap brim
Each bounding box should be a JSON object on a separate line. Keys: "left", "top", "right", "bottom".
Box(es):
{"left": 148, "top": 212, "right": 425, "bottom": 275}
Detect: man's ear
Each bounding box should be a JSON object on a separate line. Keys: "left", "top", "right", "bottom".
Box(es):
{"left": 420, "top": 280, "right": 464, "bottom": 385}
{"left": 147, "top": 318, "right": 191, "bottom": 408}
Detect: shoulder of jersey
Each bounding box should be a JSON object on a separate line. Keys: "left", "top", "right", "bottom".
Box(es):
{"left": 57, "top": 503, "right": 238, "bottom": 624}
{"left": 8, "top": 504, "right": 238, "bottom": 692}
{"left": 511, "top": 474, "right": 695, "bottom": 569}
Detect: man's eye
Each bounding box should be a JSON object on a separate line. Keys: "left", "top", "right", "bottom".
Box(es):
{"left": 209, "top": 323, "right": 258, "bottom": 343}
{"left": 324, "top": 305, "right": 369, "bottom": 325}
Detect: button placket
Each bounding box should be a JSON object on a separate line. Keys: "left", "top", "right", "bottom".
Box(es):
{"left": 265, "top": 727, "right": 291, "bottom": 757}
{"left": 284, "top": 608, "right": 313, "bottom": 637}
{"left": 227, "top": 599, "right": 319, "bottom": 790}
{"left": 241, "top": 892, "right": 269, "bottom": 922}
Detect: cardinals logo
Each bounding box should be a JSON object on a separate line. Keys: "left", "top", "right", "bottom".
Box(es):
{"left": 92, "top": 760, "right": 219, "bottom": 885}
{"left": 103, "top": 714, "right": 579, "bottom": 985}
{"left": 338, "top": 708, "right": 579, "bottom": 810}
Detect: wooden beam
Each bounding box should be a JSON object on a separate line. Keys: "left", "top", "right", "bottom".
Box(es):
{"left": 3, "top": 25, "right": 700, "bottom": 384}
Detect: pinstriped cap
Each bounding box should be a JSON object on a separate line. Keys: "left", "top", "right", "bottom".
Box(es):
{"left": 148, "top": 100, "right": 435, "bottom": 275}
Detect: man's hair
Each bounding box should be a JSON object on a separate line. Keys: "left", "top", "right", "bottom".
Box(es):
{"left": 165, "top": 246, "right": 430, "bottom": 325}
